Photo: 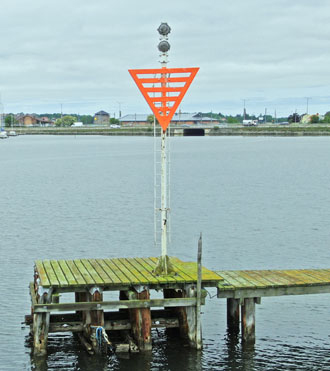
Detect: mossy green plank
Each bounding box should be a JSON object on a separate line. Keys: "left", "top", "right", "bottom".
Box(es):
{"left": 223, "top": 271, "right": 256, "bottom": 288}
{"left": 103, "top": 259, "right": 131, "bottom": 285}
{"left": 257, "top": 270, "right": 290, "bottom": 287}
{"left": 81, "top": 259, "right": 104, "bottom": 285}
{"left": 125, "top": 258, "right": 159, "bottom": 285}
{"left": 217, "top": 279, "right": 236, "bottom": 290}
{"left": 276, "top": 270, "right": 305, "bottom": 286}
{"left": 140, "top": 258, "right": 176, "bottom": 284}
{"left": 280, "top": 270, "right": 307, "bottom": 285}
{"left": 170, "top": 259, "right": 223, "bottom": 282}
{"left": 289, "top": 270, "right": 321, "bottom": 285}
{"left": 219, "top": 272, "right": 245, "bottom": 287}
{"left": 42, "top": 260, "right": 59, "bottom": 287}
{"left": 35, "top": 260, "right": 50, "bottom": 287}
{"left": 58, "top": 260, "right": 77, "bottom": 286}
{"left": 311, "top": 269, "right": 330, "bottom": 282}
{"left": 96, "top": 259, "right": 121, "bottom": 284}
{"left": 118, "top": 258, "right": 149, "bottom": 284}
{"left": 167, "top": 257, "right": 196, "bottom": 281}
{"left": 300, "top": 270, "right": 328, "bottom": 284}
{"left": 89, "top": 259, "right": 114, "bottom": 284}
{"left": 50, "top": 260, "right": 68, "bottom": 287}
{"left": 74, "top": 260, "right": 95, "bottom": 285}
{"left": 112, "top": 258, "right": 144, "bottom": 285}
{"left": 242, "top": 270, "right": 273, "bottom": 287}
{"left": 147, "top": 257, "right": 183, "bottom": 283}
{"left": 66, "top": 260, "right": 86, "bottom": 285}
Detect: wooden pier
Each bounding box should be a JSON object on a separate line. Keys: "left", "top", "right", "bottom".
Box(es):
{"left": 27, "top": 259, "right": 330, "bottom": 355}
{"left": 217, "top": 269, "right": 330, "bottom": 342}
{"left": 28, "top": 256, "right": 222, "bottom": 355}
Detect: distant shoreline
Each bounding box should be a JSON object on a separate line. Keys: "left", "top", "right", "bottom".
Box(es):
{"left": 6, "top": 125, "right": 330, "bottom": 137}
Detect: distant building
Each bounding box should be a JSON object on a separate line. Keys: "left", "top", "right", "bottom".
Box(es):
{"left": 17, "top": 114, "right": 54, "bottom": 126}
{"left": 93, "top": 110, "right": 110, "bottom": 125}
{"left": 119, "top": 112, "right": 219, "bottom": 126}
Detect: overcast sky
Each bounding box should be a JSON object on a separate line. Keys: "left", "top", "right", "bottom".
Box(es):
{"left": 1, "top": 0, "right": 330, "bottom": 117}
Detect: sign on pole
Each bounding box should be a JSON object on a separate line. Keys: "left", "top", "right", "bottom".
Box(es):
{"left": 129, "top": 67, "right": 199, "bottom": 131}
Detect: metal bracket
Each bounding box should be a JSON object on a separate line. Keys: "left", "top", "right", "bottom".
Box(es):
{"left": 89, "top": 287, "right": 103, "bottom": 296}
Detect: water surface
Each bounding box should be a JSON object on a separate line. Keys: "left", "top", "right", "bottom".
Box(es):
{"left": 1, "top": 135, "right": 330, "bottom": 370}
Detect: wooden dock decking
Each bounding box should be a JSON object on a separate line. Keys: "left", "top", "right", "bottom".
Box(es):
{"left": 216, "top": 268, "right": 330, "bottom": 298}
{"left": 35, "top": 256, "right": 223, "bottom": 289}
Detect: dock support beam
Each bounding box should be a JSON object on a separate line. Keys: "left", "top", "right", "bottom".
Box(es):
{"left": 122, "top": 289, "right": 152, "bottom": 351}
{"left": 241, "top": 298, "right": 255, "bottom": 343}
{"left": 227, "top": 298, "right": 240, "bottom": 332}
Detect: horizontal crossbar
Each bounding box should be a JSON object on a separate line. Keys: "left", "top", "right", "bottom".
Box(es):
{"left": 33, "top": 297, "right": 198, "bottom": 313}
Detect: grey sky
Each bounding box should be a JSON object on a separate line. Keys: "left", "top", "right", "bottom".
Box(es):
{"left": 1, "top": 0, "right": 330, "bottom": 117}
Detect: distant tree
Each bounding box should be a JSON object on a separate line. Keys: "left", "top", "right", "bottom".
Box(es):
{"left": 310, "top": 114, "right": 319, "bottom": 124}
{"left": 110, "top": 117, "right": 120, "bottom": 125}
{"left": 4, "top": 114, "right": 18, "bottom": 127}
{"left": 55, "top": 115, "right": 77, "bottom": 127}
{"left": 147, "top": 114, "right": 158, "bottom": 125}
{"left": 226, "top": 116, "right": 240, "bottom": 124}
{"left": 288, "top": 113, "right": 301, "bottom": 123}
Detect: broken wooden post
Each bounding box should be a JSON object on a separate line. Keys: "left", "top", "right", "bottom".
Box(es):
{"left": 241, "top": 298, "right": 255, "bottom": 343}
{"left": 33, "top": 287, "right": 53, "bottom": 355}
{"left": 227, "top": 298, "right": 240, "bottom": 332}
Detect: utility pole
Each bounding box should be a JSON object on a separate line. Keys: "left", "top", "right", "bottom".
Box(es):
{"left": 306, "top": 97, "right": 311, "bottom": 114}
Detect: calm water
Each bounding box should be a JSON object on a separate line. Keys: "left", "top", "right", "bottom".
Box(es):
{"left": 1, "top": 135, "right": 330, "bottom": 370}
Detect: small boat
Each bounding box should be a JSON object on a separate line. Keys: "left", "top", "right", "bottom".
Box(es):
{"left": 0, "top": 130, "right": 8, "bottom": 139}
{"left": 8, "top": 130, "right": 17, "bottom": 136}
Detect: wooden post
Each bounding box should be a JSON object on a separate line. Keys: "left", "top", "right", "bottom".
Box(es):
{"left": 33, "top": 287, "right": 53, "bottom": 355}
{"left": 196, "top": 233, "right": 203, "bottom": 350}
{"left": 241, "top": 298, "right": 255, "bottom": 343}
{"left": 123, "top": 289, "right": 152, "bottom": 351}
{"left": 89, "top": 287, "right": 104, "bottom": 353}
{"left": 227, "top": 298, "right": 240, "bottom": 332}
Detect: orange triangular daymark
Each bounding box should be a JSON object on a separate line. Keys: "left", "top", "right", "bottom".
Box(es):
{"left": 129, "top": 67, "right": 199, "bottom": 131}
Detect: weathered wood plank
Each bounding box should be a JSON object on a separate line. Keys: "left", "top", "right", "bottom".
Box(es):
{"left": 150, "top": 257, "right": 194, "bottom": 282}
{"left": 74, "top": 260, "right": 95, "bottom": 285}
{"left": 66, "top": 260, "right": 86, "bottom": 286}
{"left": 103, "top": 258, "right": 131, "bottom": 285}
{"left": 279, "top": 270, "right": 307, "bottom": 285}
{"left": 288, "top": 270, "right": 322, "bottom": 285}
{"left": 256, "top": 270, "right": 291, "bottom": 287}
{"left": 89, "top": 259, "right": 114, "bottom": 284}
{"left": 96, "top": 259, "right": 122, "bottom": 284}
{"left": 222, "top": 271, "right": 256, "bottom": 288}
{"left": 300, "top": 269, "right": 330, "bottom": 284}
{"left": 242, "top": 271, "right": 274, "bottom": 287}
{"left": 50, "top": 260, "right": 68, "bottom": 287}
{"left": 35, "top": 260, "right": 50, "bottom": 287}
{"left": 113, "top": 258, "right": 148, "bottom": 285}
{"left": 33, "top": 297, "right": 198, "bottom": 313}
{"left": 58, "top": 260, "right": 77, "bottom": 286}
{"left": 126, "top": 258, "right": 160, "bottom": 285}
{"left": 81, "top": 259, "right": 104, "bottom": 285}
{"left": 111, "top": 258, "right": 142, "bottom": 285}
{"left": 217, "top": 272, "right": 243, "bottom": 288}
{"left": 42, "top": 260, "right": 60, "bottom": 287}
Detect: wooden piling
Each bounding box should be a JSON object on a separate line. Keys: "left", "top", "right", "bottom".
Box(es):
{"left": 33, "top": 288, "right": 53, "bottom": 355}
{"left": 227, "top": 298, "right": 240, "bottom": 332}
{"left": 122, "top": 289, "right": 152, "bottom": 351}
{"left": 241, "top": 298, "right": 255, "bottom": 343}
